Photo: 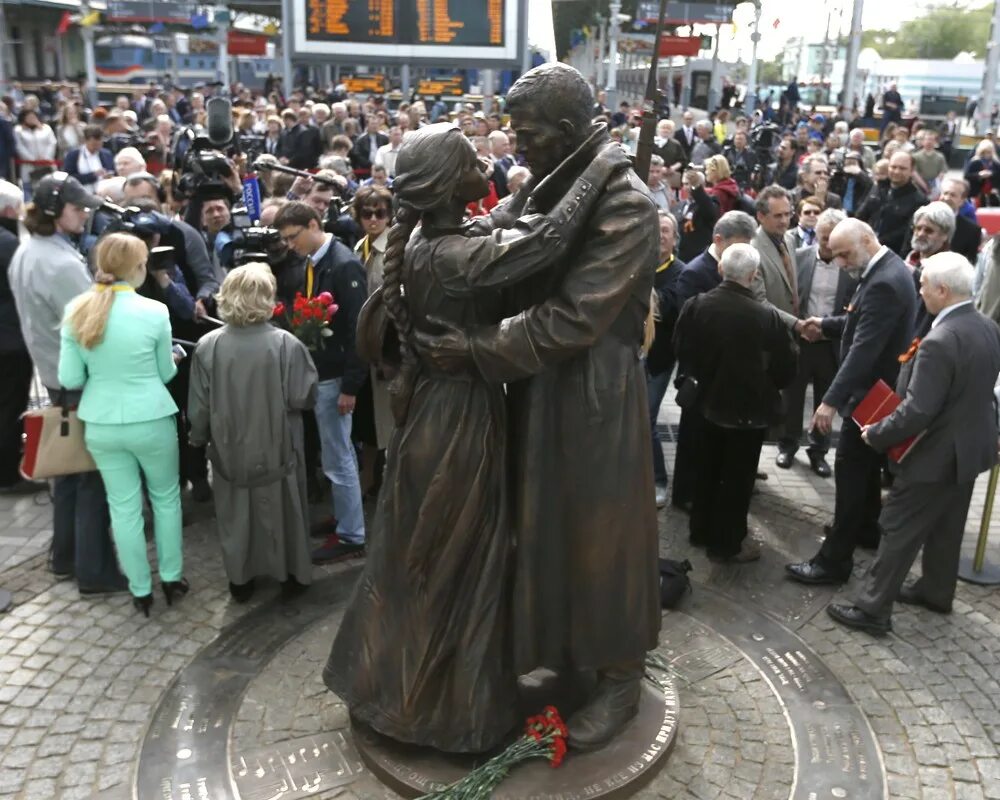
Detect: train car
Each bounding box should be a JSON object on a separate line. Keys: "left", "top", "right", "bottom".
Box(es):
{"left": 95, "top": 34, "right": 274, "bottom": 89}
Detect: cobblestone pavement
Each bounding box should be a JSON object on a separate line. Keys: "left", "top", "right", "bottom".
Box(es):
{"left": 0, "top": 387, "right": 999, "bottom": 799}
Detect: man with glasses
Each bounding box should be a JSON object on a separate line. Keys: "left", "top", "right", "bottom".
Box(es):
{"left": 792, "top": 155, "right": 842, "bottom": 214}
{"left": 273, "top": 201, "right": 368, "bottom": 563}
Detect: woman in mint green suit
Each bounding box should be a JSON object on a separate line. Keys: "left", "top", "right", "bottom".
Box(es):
{"left": 58, "top": 232, "right": 187, "bottom": 616}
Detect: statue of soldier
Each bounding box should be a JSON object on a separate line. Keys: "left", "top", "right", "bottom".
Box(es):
{"left": 415, "top": 63, "right": 661, "bottom": 750}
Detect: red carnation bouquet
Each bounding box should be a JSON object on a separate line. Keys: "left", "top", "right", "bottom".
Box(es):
{"left": 417, "top": 706, "right": 568, "bottom": 799}
{"left": 273, "top": 291, "right": 339, "bottom": 350}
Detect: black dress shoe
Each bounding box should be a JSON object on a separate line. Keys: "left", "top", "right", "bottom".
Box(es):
{"left": 785, "top": 560, "right": 850, "bottom": 585}
{"left": 808, "top": 454, "right": 832, "bottom": 477}
{"left": 897, "top": 585, "right": 952, "bottom": 614}
{"left": 827, "top": 603, "right": 892, "bottom": 635}
{"left": 775, "top": 450, "right": 794, "bottom": 469}
{"left": 229, "top": 580, "right": 255, "bottom": 603}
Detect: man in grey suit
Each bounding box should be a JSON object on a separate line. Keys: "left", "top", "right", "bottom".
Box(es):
{"left": 776, "top": 209, "right": 857, "bottom": 476}
{"left": 828, "top": 253, "right": 1000, "bottom": 634}
{"left": 751, "top": 186, "right": 801, "bottom": 330}
{"left": 786, "top": 219, "right": 918, "bottom": 585}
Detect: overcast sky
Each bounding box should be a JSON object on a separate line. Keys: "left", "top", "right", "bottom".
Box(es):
{"left": 530, "top": 1, "right": 993, "bottom": 64}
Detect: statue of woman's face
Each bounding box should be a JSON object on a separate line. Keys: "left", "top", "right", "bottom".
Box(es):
{"left": 454, "top": 153, "right": 490, "bottom": 204}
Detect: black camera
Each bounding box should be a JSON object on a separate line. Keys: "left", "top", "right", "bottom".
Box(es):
{"left": 148, "top": 245, "right": 176, "bottom": 272}
{"left": 225, "top": 207, "right": 282, "bottom": 267}
{"left": 101, "top": 202, "right": 173, "bottom": 243}
{"left": 173, "top": 96, "right": 240, "bottom": 202}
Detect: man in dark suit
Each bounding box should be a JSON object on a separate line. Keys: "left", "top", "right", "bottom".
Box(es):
{"left": 63, "top": 125, "right": 114, "bottom": 187}
{"left": 349, "top": 116, "right": 389, "bottom": 181}
{"left": 674, "top": 243, "right": 798, "bottom": 562}
{"left": 786, "top": 219, "right": 918, "bottom": 584}
{"left": 777, "top": 209, "right": 857, "bottom": 476}
{"left": 828, "top": 253, "right": 1000, "bottom": 633}
{"left": 281, "top": 110, "right": 324, "bottom": 171}
{"left": 675, "top": 110, "right": 697, "bottom": 161}
{"left": 671, "top": 210, "right": 757, "bottom": 510}
{"left": 939, "top": 177, "right": 982, "bottom": 265}
{"left": 648, "top": 211, "right": 685, "bottom": 508}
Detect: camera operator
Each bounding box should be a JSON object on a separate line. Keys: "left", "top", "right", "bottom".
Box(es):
{"left": 258, "top": 198, "right": 305, "bottom": 310}
{"left": 287, "top": 168, "right": 361, "bottom": 249}
{"left": 122, "top": 172, "right": 220, "bottom": 320}
{"left": 724, "top": 130, "right": 758, "bottom": 192}
{"left": 200, "top": 193, "right": 237, "bottom": 274}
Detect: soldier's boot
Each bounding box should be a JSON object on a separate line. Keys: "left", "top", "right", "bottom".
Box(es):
{"left": 566, "top": 661, "right": 643, "bottom": 752}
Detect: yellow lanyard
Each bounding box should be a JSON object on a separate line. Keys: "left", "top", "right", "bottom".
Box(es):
{"left": 305, "top": 256, "right": 314, "bottom": 298}
{"left": 656, "top": 255, "right": 675, "bottom": 274}
{"left": 361, "top": 236, "right": 371, "bottom": 265}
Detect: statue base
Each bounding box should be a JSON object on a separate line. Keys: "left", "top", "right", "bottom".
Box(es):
{"left": 354, "top": 675, "right": 678, "bottom": 799}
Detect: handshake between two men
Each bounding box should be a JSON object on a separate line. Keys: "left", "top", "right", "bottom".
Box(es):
{"left": 796, "top": 317, "right": 825, "bottom": 343}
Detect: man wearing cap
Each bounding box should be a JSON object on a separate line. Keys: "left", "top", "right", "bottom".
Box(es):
{"left": 8, "top": 173, "right": 125, "bottom": 595}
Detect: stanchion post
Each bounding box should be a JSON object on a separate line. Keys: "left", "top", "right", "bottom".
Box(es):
{"left": 959, "top": 463, "right": 1000, "bottom": 585}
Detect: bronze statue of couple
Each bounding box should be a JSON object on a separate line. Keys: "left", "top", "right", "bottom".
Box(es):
{"left": 323, "top": 63, "right": 661, "bottom": 755}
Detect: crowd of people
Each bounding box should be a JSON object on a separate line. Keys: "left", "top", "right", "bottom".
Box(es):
{"left": 0, "top": 71, "right": 998, "bottom": 637}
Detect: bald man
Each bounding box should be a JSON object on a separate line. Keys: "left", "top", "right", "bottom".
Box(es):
{"left": 786, "top": 219, "right": 917, "bottom": 586}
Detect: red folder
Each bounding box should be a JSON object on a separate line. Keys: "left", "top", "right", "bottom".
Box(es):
{"left": 851, "top": 379, "right": 923, "bottom": 462}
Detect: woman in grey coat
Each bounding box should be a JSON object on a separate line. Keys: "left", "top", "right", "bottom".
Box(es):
{"left": 188, "top": 263, "right": 318, "bottom": 602}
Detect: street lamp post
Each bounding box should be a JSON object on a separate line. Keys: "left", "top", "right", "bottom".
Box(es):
{"left": 745, "top": 1, "right": 762, "bottom": 111}
{"left": 841, "top": 0, "right": 864, "bottom": 113}
{"left": 606, "top": 0, "right": 621, "bottom": 110}
{"left": 979, "top": 0, "right": 1000, "bottom": 136}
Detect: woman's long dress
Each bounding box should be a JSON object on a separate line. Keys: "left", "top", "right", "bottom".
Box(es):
{"left": 324, "top": 215, "right": 566, "bottom": 753}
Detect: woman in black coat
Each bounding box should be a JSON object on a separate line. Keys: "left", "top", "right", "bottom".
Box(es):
{"left": 964, "top": 140, "right": 1000, "bottom": 206}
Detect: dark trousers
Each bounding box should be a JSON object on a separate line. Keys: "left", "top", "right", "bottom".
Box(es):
{"left": 167, "top": 356, "right": 207, "bottom": 485}
{"left": 671, "top": 407, "right": 701, "bottom": 506}
{"left": 778, "top": 340, "right": 837, "bottom": 456}
{"left": 647, "top": 364, "right": 673, "bottom": 487}
{"left": 45, "top": 388, "right": 121, "bottom": 588}
{"left": 0, "top": 350, "right": 33, "bottom": 486}
{"left": 690, "top": 419, "right": 765, "bottom": 558}
{"left": 818, "top": 416, "right": 883, "bottom": 570}
{"left": 854, "top": 479, "right": 974, "bottom": 620}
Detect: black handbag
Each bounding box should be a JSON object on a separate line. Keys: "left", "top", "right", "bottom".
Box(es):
{"left": 659, "top": 558, "right": 692, "bottom": 609}
{"left": 675, "top": 375, "right": 699, "bottom": 410}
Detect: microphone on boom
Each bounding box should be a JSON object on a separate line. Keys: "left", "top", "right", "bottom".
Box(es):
{"left": 206, "top": 96, "right": 234, "bottom": 148}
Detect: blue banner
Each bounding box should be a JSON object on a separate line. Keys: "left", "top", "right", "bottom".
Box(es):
{"left": 242, "top": 175, "right": 262, "bottom": 224}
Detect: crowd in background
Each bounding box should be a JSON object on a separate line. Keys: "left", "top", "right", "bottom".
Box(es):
{"left": 1, "top": 71, "right": 1000, "bottom": 632}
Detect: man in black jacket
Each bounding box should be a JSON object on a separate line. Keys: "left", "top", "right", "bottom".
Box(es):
{"left": 786, "top": 219, "right": 918, "bottom": 585}
{"left": 647, "top": 211, "right": 685, "bottom": 508}
{"left": 274, "top": 202, "right": 368, "bottom": 562}
{"left": 349, "top": 116, "right": 389, "bottom": 181}
{"left": 939, "top": 177, "right": 983, "bottom": 265}
{"left": 855, "top": 152, "right": 927, "bottom": 256}
{"left": 0, "top": 181, "right": 43, "bottom": 494}
{"left": 674, "top": 243, "right": 798, "bottom": 562}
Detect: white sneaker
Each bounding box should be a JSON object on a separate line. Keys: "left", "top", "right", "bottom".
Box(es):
{"left": 654, "top": 485, "right": 667, "bottom": 509}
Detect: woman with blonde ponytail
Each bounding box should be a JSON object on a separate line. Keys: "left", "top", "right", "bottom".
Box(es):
{"left": 325, "top": 122, "right": 631, "bottom": 753}
{"left": 59, "top": 232, "right": 187, "bottom": 618}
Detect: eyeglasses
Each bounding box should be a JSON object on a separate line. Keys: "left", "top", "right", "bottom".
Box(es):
{"left": 800, "top": 208, "right": 820, "bottom": 216}
{"left": 360, "top": 208, "right": 388, "bottom": 220}
{"left": 281, "top": 227, "right": 306, "bottom": 245}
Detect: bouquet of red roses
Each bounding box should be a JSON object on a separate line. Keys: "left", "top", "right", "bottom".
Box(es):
{"left": 273, "top": 291, "right": 339, "bottom": 350}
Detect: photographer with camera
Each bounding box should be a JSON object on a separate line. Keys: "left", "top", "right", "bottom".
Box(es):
{"left": 258, "top": 198, "right": 306, "bottom": 310}
{"left": 724, "top": 130, "right": 758, "bottom": 192}
{"left": 122, "top": 172, "right": 220, "bottom": 321}
{"left": 828, "top": 151, "right": 873, "bottom": 216}
{"left": 200, "top": 194, "right": 237, "bottom": 274}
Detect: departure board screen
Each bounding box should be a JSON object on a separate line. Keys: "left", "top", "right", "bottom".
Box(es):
{"left": 293, "top": 0, "right": 521, "bottom": 65}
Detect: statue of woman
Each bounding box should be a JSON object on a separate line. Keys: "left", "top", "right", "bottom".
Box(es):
{"left": 323, "top": 122, "right": 629, "bottom": 753}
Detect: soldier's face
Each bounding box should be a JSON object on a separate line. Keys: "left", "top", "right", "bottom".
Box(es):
{"left": 509, "top": 111, "right": 573, "bottom": 180}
